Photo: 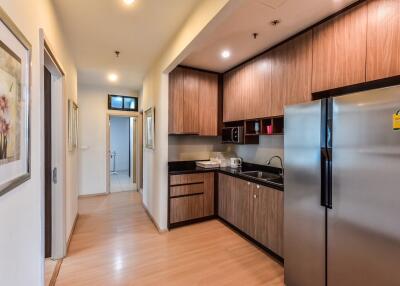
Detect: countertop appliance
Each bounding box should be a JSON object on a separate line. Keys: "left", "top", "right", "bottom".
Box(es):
{"left": 284, "top": 85, "right": 400, "bottom": 286}
{"left": 222, "top": 126, "right": 244, "bottom": 144}
{"left": 230, "top": 157, "right": 242, "bottom": 168}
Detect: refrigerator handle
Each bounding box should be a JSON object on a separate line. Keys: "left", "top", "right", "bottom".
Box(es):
{"left": 321, "top": 148, "right": 332, "bottom": 208}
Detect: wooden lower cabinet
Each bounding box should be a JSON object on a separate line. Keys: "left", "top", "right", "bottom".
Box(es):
{"left": 218, "top": 173, "right": 235, "bottom": 224}
{"left": 169, "top": 172, "right": 214, "bottom": 226}
{"left": 170, "top": 195, "right": 204, "bottom": 224}
{"left": 251, "top": 185, "right": 284, "bottom": 257}
{"left": 218, "top": 174, "right": 284, "bottom": 257}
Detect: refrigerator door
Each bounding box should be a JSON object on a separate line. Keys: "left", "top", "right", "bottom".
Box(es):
{"left": 284, "top": 100, "right": 326, "bottom": 286}
{"left": 329, "top": 86, "right": 400, "bottom": 286}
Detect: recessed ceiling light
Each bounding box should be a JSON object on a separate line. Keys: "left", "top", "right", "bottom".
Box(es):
{"left": 221, "top": 50, "right": 231, "bottom": 59}
{"left": 124, "top": 0, "right": 135, "bottom": 5}
{"left": 108, "top": 73, "right": 118, "bottom": 82}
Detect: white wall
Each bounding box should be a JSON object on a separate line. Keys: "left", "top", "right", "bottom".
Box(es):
{"left": 233, "top": 136, "right": 284, "bottom": 167}
{"left": 110, "top": 117, "right": 130, "bottom": 171}
{"left": 141, "top": 0, "right": 237, "bottom": 231}
{"left": 0, "top": 0, "right": 77, "bottom": 285}
{"left": 78, "top": 84, "right": 139, "bottom": 196}
{"left": 168, "top": 136, "right": 228, "bottom": 161}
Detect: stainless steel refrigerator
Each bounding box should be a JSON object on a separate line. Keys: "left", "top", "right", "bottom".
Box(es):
{"left": 284, "top": 85, "right": 400, "bottom": 286}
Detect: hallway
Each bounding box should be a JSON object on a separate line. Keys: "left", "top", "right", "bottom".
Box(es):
{"left": 55, "top": 192, "right": 284, "bottom": 285}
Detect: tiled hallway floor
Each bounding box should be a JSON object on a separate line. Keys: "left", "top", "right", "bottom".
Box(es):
{"left": 110, "top": 170, "right": 136, "bottom": 193}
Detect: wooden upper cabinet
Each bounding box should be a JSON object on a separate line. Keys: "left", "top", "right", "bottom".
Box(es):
{"left": 271, "top": 31, "right": 313, "bottom": 116}
{"left": 198, "top": 72, "right": 219, "bottom": 136}
{"left": 366, "top": 0, "right": 400, "bottom": 81}
{"left": 182, "top": 69, "right": 199, "bottom": 134}
{"left": 223, "top": 68, "right": 244, "bottom": 122}
{"left": 169, "top": 67, "right": 219, "bottom": 135}
{"left": 168, "top": 67, "right": 184, "bottom": 134}
{"left": 312, "top": 3, "right": 367, "bottom": 92}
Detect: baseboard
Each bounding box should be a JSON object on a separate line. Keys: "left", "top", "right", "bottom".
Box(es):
{"left": 67, "top": 213, "right": 79, "bottom": 253}
{"left": 78, "top": 192, "right": 108, "bottom": 198}
{"left": 48, "top": 259, "right": 63, "bottom": 286}
{"left": 141, "top": 201, "right": 168, "bottom": 233}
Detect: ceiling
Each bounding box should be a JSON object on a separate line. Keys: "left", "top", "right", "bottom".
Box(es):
{"left": 53, "top": 0, "right": 202, "bottom": 90}
{"left": 182, "top": 0, "right": 358, "bottom": 73}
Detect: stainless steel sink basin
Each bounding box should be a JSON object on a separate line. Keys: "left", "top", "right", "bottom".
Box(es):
{"left": 240, "top": 171, "right": 282, "bottom": 183}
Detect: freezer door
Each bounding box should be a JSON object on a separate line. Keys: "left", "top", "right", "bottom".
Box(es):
{"left": 284, "top": 100, "right": 326, "bottom": 286}
{"left": 329, "top": 86, "right": 400, "bottom": 286}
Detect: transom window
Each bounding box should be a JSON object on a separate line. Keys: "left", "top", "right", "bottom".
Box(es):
{"left": 108, "top": 94, "right": 138, "bottom": 111}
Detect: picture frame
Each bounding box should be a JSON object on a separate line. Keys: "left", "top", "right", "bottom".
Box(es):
{"left": 144, "top": 107, "right": 154, "bottom": 149}
{"left": 68, "top": 100, "right": 78, "bottom": 151}
{"left": 0, "top": 7, "right": 31, "bottom": 196}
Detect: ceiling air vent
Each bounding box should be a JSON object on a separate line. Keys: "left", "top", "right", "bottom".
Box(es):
{"left": 256, "top": 0, "right": 288, "bottom": 9}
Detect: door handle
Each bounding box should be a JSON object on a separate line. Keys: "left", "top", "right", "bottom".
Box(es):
{"left": 321, "top": 148, "right": 332, "bottom": 208}
{"left": 53, "top": 167, "right": 58, "bottom": 184}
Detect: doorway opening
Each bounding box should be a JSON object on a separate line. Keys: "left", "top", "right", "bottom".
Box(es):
{"left": 109, "top": 116, "right": 137, "bottom": 193}
{"left": 41, "top": 31, "right": 66, "bottom": 286}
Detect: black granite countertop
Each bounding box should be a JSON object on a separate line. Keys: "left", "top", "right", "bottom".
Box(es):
{"left": 168, "top": 161, "right": 284, "bottom": 191}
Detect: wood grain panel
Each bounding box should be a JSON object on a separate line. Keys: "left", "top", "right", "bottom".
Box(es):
{"left": 252, "top": 185, "right": 284, "bottom": 257}
{"left": 312, "top": 3, "right": 367, "bottom": 92}
{"left": 170, "top": 173, "right": 204, "bottom": 186}
{"left": 168, "top": 67, "right": 184, "bottom": 134}
{"left": 170, "top": 184, "right": 204, "bottom": 197}
{"left": 218, "top": 174, "right": 235, "bottom": 224}
{"left": 203, "top": 172, "right": 215, "bottom": 216}
{"left": 223, "top": 68, "right": 244, "bottom": 122}
{"left": 170, "top": 195, "right": 204, "bottom": 224}
{"left": 198, "top": 72, "right": 219, "bottom": 136}
{"left": 271, "top": 32, "right": 312, "bottom": 116}
{"left": 183, "top": 69, "right": 199, "bottom": 134}
{"left": 270, "top": 44, "right": 287, "bottom": 117}
{"left": 233, "top": 179, "right": 252, "bottom": 235}
{"left": 366, "top": 0, "right": 400, "bottom": 81}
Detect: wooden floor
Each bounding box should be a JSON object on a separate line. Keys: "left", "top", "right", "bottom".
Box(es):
{"left": 56, "top": 192, "right": 284, "bottom": 285}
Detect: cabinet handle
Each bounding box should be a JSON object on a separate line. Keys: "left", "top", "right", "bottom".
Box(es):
{"left": 247, "top": 182, "right": 250, "bottom": 185}
{"left": 256, "top": 185, "right": 260, "bottom": 189}
{"left": 253, "top": 194, "right": 257, "bottom": 199}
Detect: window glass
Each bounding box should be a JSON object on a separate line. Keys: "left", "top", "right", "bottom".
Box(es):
{"left": 124, "top": 97, "right": 136, "bottom": 110}
{"left": 110, "top": 96, "right": 123, "bottom": 109}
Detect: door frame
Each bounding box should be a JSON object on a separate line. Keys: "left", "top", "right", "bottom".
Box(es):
{"left": 40, "top": 30, "right": 67, "bottom": 260}
{"left": 106, "top": 110, "right": 140, "bottom": 194}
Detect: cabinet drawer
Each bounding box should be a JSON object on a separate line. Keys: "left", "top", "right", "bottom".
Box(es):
{"left": 170, "top": 194, "right": 204, "bottom": 223}
{"left": 170, "top": 183, "right": 204, "bottom": 197}
{"left": 170, "top": 173, "right": 204, "bottom": 186}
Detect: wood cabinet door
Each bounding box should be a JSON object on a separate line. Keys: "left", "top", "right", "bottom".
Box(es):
{"left": 244, "top": 55, "right": 272, "bottom": 120}
{"left": 233, "top": 179, "right": 252, "bottom": 235}
{"left": 170, "top": 194, "right": 204, "bottom": 224}
{"left": 223, "top": 68, "right": 244, "bottom": 122}
{"left": 168, "top": 67, "right": 184, "bottom": 134}
{"left": 183, "top": 69, "right": 199, "bottom": 134}
{"left": 312, "top": 3, "right": 367, "bottom": 92}
{"left": 218, "top": 174, "right": 235, "bottom": 224}
{"left": 366, "top": 0, "right": 400, "bottom": 81}
{"left": 199, "top": 72, "right": 219, "bottom": 136}
{"left": 203, "top": 173, "right": 215, "bottom": 217}
{"left": 271, "top": 32, "right": 313, "bottom": 116}
{"left": 252, "top": 185, "right": 284, "bottom": 257}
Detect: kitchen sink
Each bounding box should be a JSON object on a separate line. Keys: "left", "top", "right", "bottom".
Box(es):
{"left": 240, "top": 171, "right": 283, "bottom": 186}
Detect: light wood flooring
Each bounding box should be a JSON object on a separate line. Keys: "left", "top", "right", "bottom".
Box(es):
{"left": 56, "top": 192, "right": 284, "bottom": 285}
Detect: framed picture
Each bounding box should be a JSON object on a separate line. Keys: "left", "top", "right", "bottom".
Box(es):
{"left": 144, "top": 107, "right": 154, "bottom": 149}
{"left": 68, "top": 100, "right": 78, "bottom": 151}
{"left": 0, "top": 8, "right": 31, "bottom": 196}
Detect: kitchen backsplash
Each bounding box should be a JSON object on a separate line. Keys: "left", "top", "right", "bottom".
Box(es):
{"left": 233, "top": 135, "right": 284, "bottom": 167}
{"left": 168, "top": 136, "right": 231, "bottom": 161}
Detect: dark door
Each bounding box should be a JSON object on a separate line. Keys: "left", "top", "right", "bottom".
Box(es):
{"left": 44, "top": 67, "right": 52, "bottom": 258}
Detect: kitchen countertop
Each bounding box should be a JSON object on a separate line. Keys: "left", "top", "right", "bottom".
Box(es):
{"left": 168, "top": 161, "right": 284, "bottom": 191}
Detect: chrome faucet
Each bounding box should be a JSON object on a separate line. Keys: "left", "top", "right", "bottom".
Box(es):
{"left": 266, "top": 156, "right": 284, "bottom": 177}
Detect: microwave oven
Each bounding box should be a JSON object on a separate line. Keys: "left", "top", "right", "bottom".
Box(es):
{"left": 222, "top": 126, "right": 244, "bottom": 144}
